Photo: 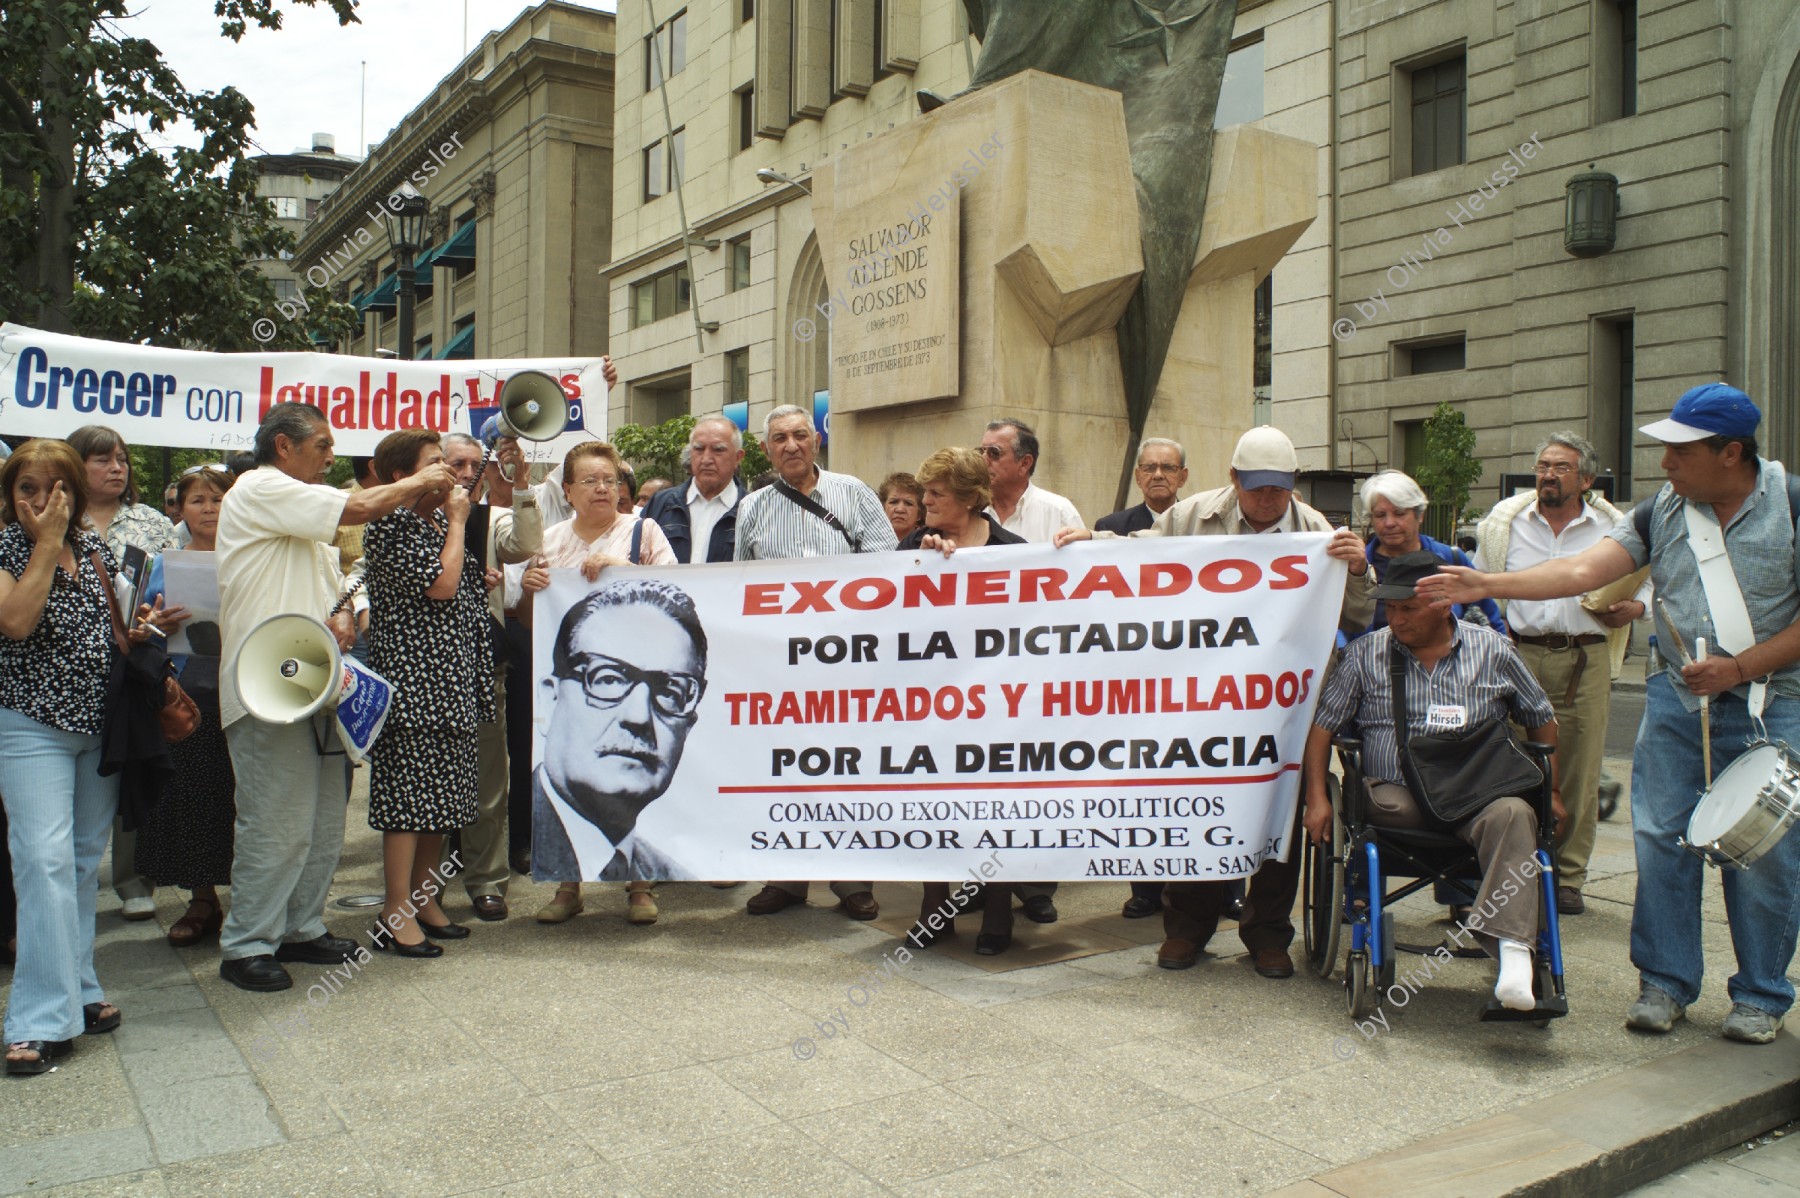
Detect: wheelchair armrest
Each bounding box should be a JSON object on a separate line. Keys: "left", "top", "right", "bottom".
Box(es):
{"left": 1522, "top": 741, "right": 1555, "bottom": 766}
{"left": 1522, "top": 741, "right": 1558, "bottom": 829}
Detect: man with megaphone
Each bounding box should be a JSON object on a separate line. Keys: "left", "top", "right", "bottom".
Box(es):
{"left": 214, "top": 402, "right": 457, "bottom": 993}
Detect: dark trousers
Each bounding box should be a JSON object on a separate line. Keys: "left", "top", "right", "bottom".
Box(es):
{"left": 1162, "top": 804, "right": 1302, "bottom": 952}
{"left": 504, "top": 616, "right": 534, "bottom": 864}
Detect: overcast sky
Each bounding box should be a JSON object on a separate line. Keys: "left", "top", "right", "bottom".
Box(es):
{"left": 119, "top": 1, "right": 616, "bottom": 159}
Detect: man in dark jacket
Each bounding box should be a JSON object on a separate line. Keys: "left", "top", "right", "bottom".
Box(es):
{"left": 641, "top": 416, "right": 744, "bottom": 564}
{"left": 1097, "top": 437, "right": 1188, "bottom": 535}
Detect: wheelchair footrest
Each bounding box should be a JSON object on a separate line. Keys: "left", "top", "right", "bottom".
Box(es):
{"left": 1478, "top": 995, "right": 1569, "bottom": 1023}
{"left": 1394, "top": 938, "right": 1487, "bottom": 960}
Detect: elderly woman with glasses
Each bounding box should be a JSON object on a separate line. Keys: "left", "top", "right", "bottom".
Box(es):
{"left": 1354, "top": 469, "right": 1506, "bottom": 639}
{"left": 361, "top": 429, "right": 496, "bottom": 959}
{"left": 518, "top": 442, "right": 677, "bottom": 926}
{"left": 896, "top": 448, "right": 1032, "bottom": 954}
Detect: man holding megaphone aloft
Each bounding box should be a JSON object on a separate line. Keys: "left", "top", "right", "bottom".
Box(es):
{"left": 214, "top": 402, "right": 457, "bottom": 994}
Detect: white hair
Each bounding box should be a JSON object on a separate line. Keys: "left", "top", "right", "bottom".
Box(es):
{"left": 762, "top": 404, "right": 812, "bottom": 439}
{"left": 691, "top": 414, "right": 744, "bottom": 451}
{"left": 1137, "top": 437, "right": 1186, "bottom": 468}
{"left": 1360, "top": 469, "right": 1428, "bottom": 516}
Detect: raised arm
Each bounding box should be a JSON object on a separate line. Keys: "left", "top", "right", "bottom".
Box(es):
{"left": 340, "top": 463, "right": 458, "bottom": 529}
{"left": 1418, "top": 538, "right": 1637, "bottom": 608}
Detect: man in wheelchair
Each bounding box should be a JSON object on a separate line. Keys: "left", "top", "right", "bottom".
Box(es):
{"left": 1303, "top": 552, "right": 1564, "bottom": 1013}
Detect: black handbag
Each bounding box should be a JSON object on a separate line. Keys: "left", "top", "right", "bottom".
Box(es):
{"left": 1388, "top": 641, "right": 1543, "bottom": 832}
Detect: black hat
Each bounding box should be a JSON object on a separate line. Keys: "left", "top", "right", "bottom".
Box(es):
{"left": 1371, "top": 550, "right": 1441, "bottom": 600}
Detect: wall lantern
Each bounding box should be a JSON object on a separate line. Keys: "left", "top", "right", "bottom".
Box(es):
{"left": 1564, "top": 167, "right": 1619, "bottom": 258}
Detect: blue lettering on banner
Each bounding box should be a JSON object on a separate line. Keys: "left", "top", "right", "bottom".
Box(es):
{"left": 335, "top": 657, "right": 395, "bottom": 765}
{"left": 13, "top": 344, "right": 174, "bottom": 416}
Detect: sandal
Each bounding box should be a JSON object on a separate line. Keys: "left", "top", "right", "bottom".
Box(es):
{"left": 167, "top": 897, "right": 223, "bottom": 948}
{"left": 5, "top": 1039, "right": 72, "bottom": 1076}
{"left": 626, "top": 886, "right": 659, "bottom": 925}
{"left": 83, "top": 1002, "right": 121, "bottom": 1035}
{"left": 536, "top": 887, "right": 584, "bottom": 924}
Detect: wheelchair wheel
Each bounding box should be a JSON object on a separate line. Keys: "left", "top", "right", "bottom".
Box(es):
{"left": 1302, "top": 777, "right": 1345, "bottom": 979}
{"left": 1346, "top": 949, "right": 1376, "bottom": 1019}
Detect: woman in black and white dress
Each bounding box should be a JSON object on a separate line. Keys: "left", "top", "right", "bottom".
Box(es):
{"left": 362, "top": 430, "right": 494, "bottom": 959}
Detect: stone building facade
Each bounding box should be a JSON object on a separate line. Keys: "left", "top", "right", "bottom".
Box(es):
{"left": 249, "top": 135, "right": 362, "bottom": 319}
{"left": 294, "top": 1, "right": 614, "bottom": 364}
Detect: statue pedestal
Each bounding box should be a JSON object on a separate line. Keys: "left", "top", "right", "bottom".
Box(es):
{"left": 814, "top": 70, "right": 1315, "bottom": 518}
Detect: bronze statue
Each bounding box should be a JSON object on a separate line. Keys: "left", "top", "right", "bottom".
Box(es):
{"left": 926, "top": 0, "right": 1241, "bottom": 507}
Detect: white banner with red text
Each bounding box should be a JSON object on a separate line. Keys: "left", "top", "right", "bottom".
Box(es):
{"left": 0, "top": 323, "right": 606, "bottom": 457}
{"left": 527, "top": 535, "right": 1344, "bottom": 882}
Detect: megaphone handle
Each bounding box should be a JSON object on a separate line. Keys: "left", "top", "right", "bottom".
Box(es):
{"left": 328, "top": 576, "right": 365, "bottom": 619}
{"left": 467, "top": 440, "right": 495, "bottom": 495}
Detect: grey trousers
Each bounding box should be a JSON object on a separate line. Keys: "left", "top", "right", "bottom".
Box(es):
{"left": 110, "top": 818, "right": 150, "bottom": 901}
{"left": 220, "top": 713, "right": 348, "bottom": 960}
{"left": 454, "top": 671, "right": 510, "bottom": 898}
{"left": 1368, "top": 782, "right": 1540, "bottom": 953}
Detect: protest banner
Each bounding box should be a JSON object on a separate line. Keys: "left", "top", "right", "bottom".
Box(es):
{"left": 527, "top": 535, "right": 1345, "bottom": 882}
{"left": 0, "top": 323, "right": 607, "bottom": 457}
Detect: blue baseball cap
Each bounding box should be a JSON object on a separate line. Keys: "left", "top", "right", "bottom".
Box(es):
{"left": 1639, "top": 383, "right": 1762, "bottom": 443}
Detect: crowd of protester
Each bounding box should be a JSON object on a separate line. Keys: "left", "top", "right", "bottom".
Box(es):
{"left": 3, "top": 375, "right": 1795, "bottom": 1074}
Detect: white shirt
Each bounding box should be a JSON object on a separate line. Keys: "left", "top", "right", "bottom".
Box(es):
{"left": 545, "top": 787, "right": 640, "bottom": 878}
{"left": 987, "top": 483, "right": 1085, "bottom": 544}
{"left": 685, "top": 479, "right": 738, "bottom": 564}
{"left": 216, "top": 466, "right": 349, "bottom": 727}
{"left": 535, "top": 465, "right": 574, "bottom": 529}
{"left": 1504, "top": 501, "right": 1650, "bottom": 635}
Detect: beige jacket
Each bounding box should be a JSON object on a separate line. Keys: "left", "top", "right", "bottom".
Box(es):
{"left": 1099, "top": 483, "right": 1376, "bottom": 635}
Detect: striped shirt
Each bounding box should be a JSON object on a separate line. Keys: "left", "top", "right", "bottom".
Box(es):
{"left": 733, "top": 469, "right": 897, "bottom": 560}
{"left": 1313, "top": 623, "right": 1555, "bottom": 786}
{"left": 1609, "top": 461, "right": 1800, "bottom": 713}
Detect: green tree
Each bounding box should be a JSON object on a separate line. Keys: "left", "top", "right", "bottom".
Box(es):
{"left": 610, "top": 415, "right": 770, "bottom": 487}
{"left": 1414, "top": 400, "right": 1483, "bottom": 538}
{"left": 0, "top": 0, "right": 360, "bottom": 349}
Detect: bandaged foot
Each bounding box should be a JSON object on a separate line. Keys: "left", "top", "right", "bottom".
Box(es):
{"left": 1496, "top": 939, "right": 1535, "bottom": 1011}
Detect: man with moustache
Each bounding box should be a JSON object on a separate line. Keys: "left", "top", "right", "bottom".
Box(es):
{"left": 1472, "top": 433, "right": 1648, "bottom": 916}
{"left": 733, "top": 405, "right": 895, "bottom": 920}
{"left": 1423, "top": 385, "right": 1800, "bottom": 1044}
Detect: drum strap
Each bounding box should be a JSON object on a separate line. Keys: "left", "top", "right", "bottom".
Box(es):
{"left": 1682, "top": 501, "right": 1768, "bottom": 719}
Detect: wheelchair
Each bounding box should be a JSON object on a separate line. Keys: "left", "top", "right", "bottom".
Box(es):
{"left": 1300, "top": 736, "right": 1569, "bottom": 1026}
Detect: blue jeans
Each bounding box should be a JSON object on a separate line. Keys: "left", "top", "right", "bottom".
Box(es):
{"left": 0, "top": 707, "right": 119, "bottom": 1043}
{"left": 1631, "top": 673, "right": 1800, "bottom": 1015}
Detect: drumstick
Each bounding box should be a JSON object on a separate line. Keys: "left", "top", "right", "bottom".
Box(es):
{"left": 1697, "top": 637, "right": 1712, "bottom": 786}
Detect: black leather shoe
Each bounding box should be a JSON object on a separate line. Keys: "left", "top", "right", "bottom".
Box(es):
{"left": 369, "top": 923, "right": 443, "bottom": 958}
{"left": 274, "top": 934, "right": 361, "bottom": 965}
{"left": 416, "top": 919, "right": 470, "bottom": 940}
{"left": 974, "top": 932, "right": 1012, "bottom": 956}
{"left": 220, "top": 955, "right": 293, "bottom": 992}
{"left": 1021, "top": 895, "right": 1058, "bottom": 924}
{"left": 1121, "top": 895, "right": 1159, "bottom": 919}
{"left": 471, "top": 895, "right": 508, "bottom": 921}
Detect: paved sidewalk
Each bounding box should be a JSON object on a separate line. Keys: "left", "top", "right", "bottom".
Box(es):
{"left": 0, "top": 751, "right": 1784, "bottom": 1196}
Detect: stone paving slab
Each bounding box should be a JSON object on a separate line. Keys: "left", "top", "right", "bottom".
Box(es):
{"left": 0, "top": 751, "right": 1792, "bottom": 1195}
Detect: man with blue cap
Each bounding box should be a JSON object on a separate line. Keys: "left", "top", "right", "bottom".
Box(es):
{"left": 1423, "top": 383, "right": 1800, "bottom": 1045}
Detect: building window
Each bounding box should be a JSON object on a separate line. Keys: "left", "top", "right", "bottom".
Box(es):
{"left": 633, "top": 370, "right": 692, "bottom": 426}
{"left": 1408, "top": 55, "right": 1466, "bottom": 176}
{"left": 305, "top": 197, "right": 320, "bottom": 220}
{"left": 1590, "top": 314, "right": 1636, "bottom": 497}
{"left": 414, "top": 336, "right": 432, "bottom": 360}
{"left": 273, "top": 277, "right": 300, "bottom": 300}
{"left": 742, "top": 0, "right": 755, "bottom": 22}
{"left": 875, "top": 0, "right": 889, "bottom": 81}
{"left": 1216, "top": 36, "right": 1265, "bottom": 128}
{"left": 270, "top": 196, "right": 302, "bottom": 219}
{"left": 729, "top": 236, "right": 752, "bottom": 291}
{"left": 647, "top": 9, "right": 688, "bottom": 89}
{"left": 1595, "top": 1, "right": 1638, "bottom": 122}
{"left": 736, "top": 85, "right": 755, "bottom": 152}
{"left": 727, "top": 348, "right": 750, "bottom": 405}
{"left": 630, "top": 263, "right": 693, "bottom": 328}
{"left": 1252, "top": 274, "right": 1272, "bottom": 424}
{"left": 644, "top": 139, "right": 667, "bottom": 200}
{"left": 1396, "top": 333, "right": 1466, "bottom": 375}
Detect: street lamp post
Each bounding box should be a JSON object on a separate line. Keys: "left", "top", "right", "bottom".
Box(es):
{"left": 383, "top": 181, "right": 430, "bottom": 360}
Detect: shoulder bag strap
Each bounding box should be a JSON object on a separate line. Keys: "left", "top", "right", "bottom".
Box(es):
{"left": 628, "top": 518, "right": 644, "bottom": 566}
{"left": 87, "top": 549, "right": 131, "bottom": 656}
{"left": 772, "top": 479, "right": 859, "bottom": 552}
{"left": 1387, "top": 638, "right": 1427, "bottom": 798}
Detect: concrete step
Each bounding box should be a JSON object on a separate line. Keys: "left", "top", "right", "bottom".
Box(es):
{"left": 1264, "top": 1033, "right": 1800, "bottom": 1197}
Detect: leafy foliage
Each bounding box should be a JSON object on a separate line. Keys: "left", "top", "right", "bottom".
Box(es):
{"left": 609, "top": 414, "right": 770, "bottom": 487}
{"left": 0, "top": 0, "right": 361, "bottom": 349}
{"left": 1414, "top": 401, "right": 1483, "bottom": 529}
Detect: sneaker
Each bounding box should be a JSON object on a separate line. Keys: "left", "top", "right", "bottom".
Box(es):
{"left": 120, "top": 896, "right": 156, "bottom": 921}
{"left": 1625, "top": 983, "right": 1686, "bottom": 1033}
{"left": 1721, "top": 1002, "right": 1783, "bottom": 1044}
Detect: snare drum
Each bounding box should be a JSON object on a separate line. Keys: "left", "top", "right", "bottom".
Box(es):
{"left": 1682, "top": 741, "right": 1800, "bottom": 869}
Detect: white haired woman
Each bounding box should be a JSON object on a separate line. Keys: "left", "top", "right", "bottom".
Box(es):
{"left": 1355, "top": 469, "right": 1505, "bottom": 638}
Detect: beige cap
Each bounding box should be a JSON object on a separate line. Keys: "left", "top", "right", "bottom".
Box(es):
{"left": 1230, "top": 426, "right": 1298, "bottom": 490}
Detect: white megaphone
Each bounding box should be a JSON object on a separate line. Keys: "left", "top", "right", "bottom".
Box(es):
{"left": 235, "top": 612, "right": 396, "bottom": 763}
{"left": 482, "top": 369, "right": 569, "bottom": 444}
{"left": 235, "top": 613, "right": 350, "bottom": 724}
